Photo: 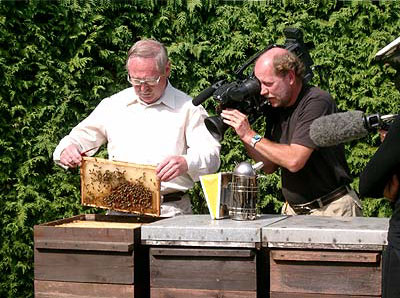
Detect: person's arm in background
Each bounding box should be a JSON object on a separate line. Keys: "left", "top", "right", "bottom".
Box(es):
{"left": 221, "top": 108, "right": 313, "bottom": 174}
{"left": 359, "top": 115, "right": 400, "bottom": 199}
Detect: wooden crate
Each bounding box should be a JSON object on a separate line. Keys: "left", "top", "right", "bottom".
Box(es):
{"left": 150, "top": 246, "right": 268, "bottom": 298}
{"left": 80, "top": 157, "right": 161, "bottom": 216}
{"left": 34, "top": 214, "right": 156, "bottom": 298}
{"left": 269, "top": 248, "right": 382, "bottom": 298}
{"left": 34, "top": 280, "right": 134, "bottom": 298}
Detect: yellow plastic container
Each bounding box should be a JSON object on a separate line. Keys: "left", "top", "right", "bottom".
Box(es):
{"left": 200, "top": 172, "right": 232, "bottom": 219}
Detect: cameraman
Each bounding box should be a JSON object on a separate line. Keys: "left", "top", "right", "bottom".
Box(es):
{"left": 221, "top": 47, "right": 362, "bottom": 216}
{"left": 359, "top": 115, "right": 400, "bottom": 298}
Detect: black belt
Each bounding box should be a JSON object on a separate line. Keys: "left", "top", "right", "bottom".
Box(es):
{"left": 162, "top": 191, "right": 186, "bottom": 203}
{"left": 289, "top": 185, "right": 349, "bottom": 215}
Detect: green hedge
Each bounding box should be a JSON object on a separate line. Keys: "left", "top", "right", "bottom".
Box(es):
{"left": 1, "top": 1, "right": 400, "bottom": 296}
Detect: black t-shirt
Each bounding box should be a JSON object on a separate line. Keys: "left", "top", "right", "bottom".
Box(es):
{"left": 359, "top": 115, "right": 400, "bottom": 248}
{"left": 266, "top": 85, "right": 352, "bottom": 205}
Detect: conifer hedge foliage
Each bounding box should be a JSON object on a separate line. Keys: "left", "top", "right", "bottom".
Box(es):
{"left": 1, "top": 1, "right": 400, "bottom": 296}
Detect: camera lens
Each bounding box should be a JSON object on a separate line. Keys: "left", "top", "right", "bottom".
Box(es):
{"left": 204, "top": 116, "right": 229, "bottom": 141}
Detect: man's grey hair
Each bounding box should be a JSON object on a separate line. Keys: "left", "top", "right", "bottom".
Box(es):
{"left": 125, "top": 39, "right": 169, "bottom": 74}
{"left": 272, "top": 50, "right": 305, "bottom": 81}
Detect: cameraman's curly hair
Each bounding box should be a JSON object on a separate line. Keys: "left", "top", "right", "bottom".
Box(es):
{"left": 273, "top": 51, "right": 305, "bottom": 81}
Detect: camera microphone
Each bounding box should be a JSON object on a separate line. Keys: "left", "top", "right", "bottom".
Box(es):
{"left": 192, "top": 86, "right": 216, "bottom": 106}
{"left": 309, "top": 110, "right": 398, "bottom": 147}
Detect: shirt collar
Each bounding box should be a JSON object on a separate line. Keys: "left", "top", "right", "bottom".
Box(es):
{"left": 126, "top": 81, "right": 176, "bottom": 109}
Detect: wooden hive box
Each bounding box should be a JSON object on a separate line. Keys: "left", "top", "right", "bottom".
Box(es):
{"left": 262, "top": 216, "right": 388, "bottom": 298}
{"left": 150, "top": 247, "right": 262, "bottom": 298}
{"left": 142, "top": 215, "right": 287, "bottom": 298}
{"left": 269, "top": 248, "right": 382, "bottom": 298}
{"left": 80, "top": 157, "right": 161, "bottom": 216}
{"left": 34, "top": 213, "right": 157, "bottom": 298}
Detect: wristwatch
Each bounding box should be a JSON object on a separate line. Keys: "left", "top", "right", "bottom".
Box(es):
{"left": 250, "top": 134, "right": 262, "bottom": 148}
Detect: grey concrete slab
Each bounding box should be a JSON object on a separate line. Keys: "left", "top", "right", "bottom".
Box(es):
{"left": 141, "top": 214, "right": 287, "bottom": 247}
{"left": 262, "top": 215, "right": 389, "bottom": 249}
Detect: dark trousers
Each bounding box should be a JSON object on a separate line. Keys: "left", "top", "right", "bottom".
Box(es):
{"left": 383, "top": 244, "right": 400, "bottom": 298}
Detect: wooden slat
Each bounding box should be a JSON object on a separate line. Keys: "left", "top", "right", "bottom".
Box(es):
{"left": 270, "top": 292, "right": 380, "bottom": 298}
{"left": 34, "top": 223, "right": 137, "bottom": 245}
{"left": 56, "top": 220, "right": 142, "bottom": 229}
{"left": 151, "top": 247, "right": 254, "bottom": 258}
{"left": 271, "top": 250, "right": 380, "bottom": 263}
{"left": 35, "top": 240, "right": 133, "bottom": 252}
{"left": 34, "top": 249, "right": 134, "bottom": 284}
{"left": 34, "top": 280, "right": 134, "bottom": 298}
{"left": 36, "top": 213, "right": 156, "bottom": 226}
{"left": 150, "top": 247, "right": 257, "bottom": 291}
{"left": 84, "top": 213, "right": 159, "bottom": 224}
{"left": 151, "top": 287, "right": 256, "bottom": 298}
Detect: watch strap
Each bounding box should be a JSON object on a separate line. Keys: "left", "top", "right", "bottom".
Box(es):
{"left": 250, "top": 134, "right": 262, "bottom": 148}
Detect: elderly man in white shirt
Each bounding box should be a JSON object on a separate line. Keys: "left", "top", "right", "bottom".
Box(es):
{"left": 53, "top": 39, "right": 221, "bottom": 217}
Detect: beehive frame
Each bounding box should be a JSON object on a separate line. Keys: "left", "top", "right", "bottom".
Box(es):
{"left": 80, "top": 157, "right": 161, "bottom": 216}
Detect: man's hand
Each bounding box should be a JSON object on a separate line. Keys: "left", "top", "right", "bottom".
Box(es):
{"left": 379, "top": 129, "right": 388, "bottom": 143}
{"left": 220, "top": 108, "right": 312, "bottom": 173}
{"left": 220, "top": 109, "right": 253, "bottom": 142}
{"left": 156, "top": 156, "right": 188, "bottom": 182}
{"left": 60, "top": 144, "right": 83, "bottom": 168}
{"left": 384, "top": 174, "right": 399, "bottom": 203}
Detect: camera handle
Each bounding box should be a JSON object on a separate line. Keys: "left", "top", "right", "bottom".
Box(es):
{"left": 234, "top": 44, "right": 278, "bottom": 79}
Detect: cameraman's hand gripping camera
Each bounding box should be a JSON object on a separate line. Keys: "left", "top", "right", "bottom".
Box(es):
{"left": 192, "top": 28, "right": 315, "bottom": 141}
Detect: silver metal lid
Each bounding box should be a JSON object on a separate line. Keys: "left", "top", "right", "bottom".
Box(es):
{"left": 233, "top": 161, "right": 264, "bottom": 177}
{"left": 233, "top": 161, "right": 256, "bottom": 177}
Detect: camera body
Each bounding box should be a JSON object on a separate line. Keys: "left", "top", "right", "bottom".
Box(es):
{"left": 203, "top": 77, "right": 266, "bottom": 141}
{"left": 194, "top": 28, "right": 315, "bottom": 141}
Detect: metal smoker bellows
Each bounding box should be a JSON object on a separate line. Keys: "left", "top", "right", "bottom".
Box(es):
{"left": 230, "top": 161, "right": 263, "bottom": 220}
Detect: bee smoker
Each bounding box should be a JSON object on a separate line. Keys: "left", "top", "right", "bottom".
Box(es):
{"left": 229, "top": 161, "right": 263, "bottom": 220}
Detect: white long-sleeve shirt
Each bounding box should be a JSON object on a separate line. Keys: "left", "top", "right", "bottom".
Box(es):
{"left": 53, "top": 83, "right": 221, "bottom": 196}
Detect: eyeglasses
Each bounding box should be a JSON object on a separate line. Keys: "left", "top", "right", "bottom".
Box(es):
{"left": 127, "top": 75, "right": 162, "bottom": 86}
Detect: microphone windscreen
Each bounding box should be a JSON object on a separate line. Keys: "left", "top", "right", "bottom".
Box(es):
{"left": 192, "top": 86, "right": 216, "bottom": 106}
{"left": 310, "top": 110, "right": 369, "bottom": 147}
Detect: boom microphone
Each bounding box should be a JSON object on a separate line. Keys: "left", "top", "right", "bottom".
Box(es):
{"left": 193, "top": 80, "right": 228, "bottom": 106}
{"left": 310, "top": 110, "right": 398, "bottom": 147}
{"left": 192, "top": 85, "right": 217, "bottom": 106}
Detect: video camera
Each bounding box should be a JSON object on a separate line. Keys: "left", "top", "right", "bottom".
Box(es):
{"left": 192, "top": 27, "right": 315, "bottom": 141}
